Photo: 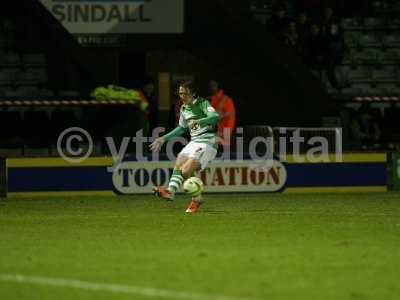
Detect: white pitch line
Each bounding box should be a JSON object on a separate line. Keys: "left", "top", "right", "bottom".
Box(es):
{"left": 0, "top": 274, "right": 254, "bottom": 300}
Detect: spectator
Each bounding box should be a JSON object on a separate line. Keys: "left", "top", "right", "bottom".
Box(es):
{"left": 320, "top": 8, "right": 343, "bottom": 83}
{"left": 209, "top": 80, "right": 236, "bottom": 147}
{"left": 304, "top": 23, "right": 325, "bottom": 74}
{"left": 296, "top": 12, "right": 311, "bottom": 57}
{"left": 348, "top": 108, "right": 363, "bottom": 150}
{"left": 349, "top": 104, "right": 382, "bottom": 150}
{"left": 319, "top": 7, "right": 338, "bottom": 36}
{"left": 323, "top": 22, "right": 344, "bottom": 88}
{"left": 358, "top": 104, "right": 381, "bottom": 148}
{"left": 266, "top": 4, "right": 291, "bottom": 40}
{"left": 284, "top": 21, "right": 300, "bottom": 51}
{"left": 305, "top": 22, "right": 341, "bottom": 89}
{"left": 296, "top": 0, "right": 324, "bottom": 19}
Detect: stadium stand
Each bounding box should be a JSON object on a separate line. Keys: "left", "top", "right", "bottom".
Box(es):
{"left": 337, "top": 18, "right": 400, "bottom": 98}
{"left": 0, "top": 0, "right": 398, "bottom": 156}
{"left": 0, "top": 2, "right": 149, "bottom": 156}
{"left": 251, "top": 0, "right": 400, "bottom": 149}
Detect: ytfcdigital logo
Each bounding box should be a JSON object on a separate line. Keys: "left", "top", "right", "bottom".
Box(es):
{"left": 57, "top": 127, "right": 93, "bottom": 163}
{"left": 57, "top": 126, "right": 343, "bottom": 170}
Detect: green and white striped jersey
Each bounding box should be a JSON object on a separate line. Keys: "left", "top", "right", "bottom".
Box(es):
{"left": 179, "top": 97, "right": 219, "bottom": 148}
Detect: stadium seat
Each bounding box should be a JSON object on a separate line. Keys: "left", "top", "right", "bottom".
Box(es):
{"left": 348, "top": 66, "right": 373, "bottom": 82}
{"left": 58, "top": 90, "right": 80, "bottom": 98}
{"left": 351, "top": 83, "right": 375, "bottom": 95}
{"left": 344, "top": 32, "right": 360, "bottom": 48}
{"left": 341, "top": 86, "right": 357, "bottom": 97}
{"left": 349, "top": 49, "right": 379, "bottom": 65}
{"left": 368, "top": 85, "right": 387, "bottom": 96}
{"left": 326, "top": 86, "right": 339, "bottom": 95}
{"left": 0, "top": 70, "right": 12, "bottom": 85}
{"left": 389, "top": 85, "right": 400, "bottom": 95}
{"left": 21, "top": 53, "right": 47, "bottom": 67}
{"left": 3, "top": 87, "right": 17, "bottom": 98}
{"left": 336, "top": 66, "right": 352, "bottom": 86}
{"left": 341, "top": 18, "right": 355, "bottom": 29}
{"left": 381, "top": 50, "right": 400, "bottom": 63}
{"left": 359, "top": 49, "right": 380, "bottom": 64}
{"left": 377, "top": 83, "right": 398, "bottom": 95}
{"left": 15, "top": 69, "right": 39, "bottom": 85}
{"left": 39, "top": 88, "right": 55, "bottom": 98}
{"left": 341, "top": 18, "right": 362, "bottom": 30}
{"left": 28, "top": 68, "right": 48, "bottom": 84}
{"left": 13, "top": 70, "right": 25, "bottom": 85}
{"left": 3, "top": 52, "right": 20, "bottom": 67}
{"left": 372, "top": 66, "right": 397, "bottom": 82}
{"left": 343, "top": 48, "right": 357, "bottom": 64}
{"left": 382, "top": 34, "right": 400, "bottom": 48}
{"left": 0, "top": 37, "right": 8, "bottom": 51}
{"left": 364, "top": 18, "right": 382, "bottom": 29}
{"left": 359, "top": 33, "right": 381, "bottom": 48}
{"left": 15, "top": 86, "right": 40, "bottom": 98}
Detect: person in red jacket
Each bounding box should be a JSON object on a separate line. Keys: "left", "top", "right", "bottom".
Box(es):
{"left": 209, "top": 80, "right": 236, "bottom": 146}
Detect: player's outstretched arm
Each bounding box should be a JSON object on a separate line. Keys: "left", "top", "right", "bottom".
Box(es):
{"left": 149, "top": 126, "right": 187, "bottom": 152}
{"left": 189, "top": 111, "right": 219, "bottom": 130}
{"left": 149, "top": 137, "right": 165, "bottom": 152}
{"left": 193, "top": 100, "right": 220, "bottom": 128}
{"left": 198, "top": 110, "right": 220, "bottom": 127}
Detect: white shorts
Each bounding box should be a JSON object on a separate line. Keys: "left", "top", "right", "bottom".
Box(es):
{"left": 179, "top": 141, "right": 217, "bottom": 170}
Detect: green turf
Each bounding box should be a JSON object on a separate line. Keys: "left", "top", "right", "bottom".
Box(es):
{"left": 1, "top": 192, "right": 400, "bottom": 300}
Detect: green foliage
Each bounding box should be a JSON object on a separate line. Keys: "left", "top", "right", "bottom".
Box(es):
{"left": 91, "top": 85, "right": 149, "bottom": 111}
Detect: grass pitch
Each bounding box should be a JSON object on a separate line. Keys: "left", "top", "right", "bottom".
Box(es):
{"left": 0, "top": 192, "right": 400, "bottom": 300}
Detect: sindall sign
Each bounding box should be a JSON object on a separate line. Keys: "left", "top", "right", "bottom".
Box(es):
{"left": 112, "top": 160, "right": 287, "bottom": 194}
{"left": 39, "top": 0, "right": 184, "bottom": 34}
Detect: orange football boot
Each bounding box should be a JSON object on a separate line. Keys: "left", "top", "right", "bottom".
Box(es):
{"left": 185, "top": 199, "right": 202, "bottom": 213}
{"left": 152, "top": 186, "right": 174, "bottom": 201}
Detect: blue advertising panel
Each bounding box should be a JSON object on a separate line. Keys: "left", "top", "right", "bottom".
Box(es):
{"left": 6, "top": 153, "right": 388, "bottom": 197}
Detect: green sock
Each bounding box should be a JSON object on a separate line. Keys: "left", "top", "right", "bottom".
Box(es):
{"left": 168, "top": 170, "right": 184, "bottom": 195}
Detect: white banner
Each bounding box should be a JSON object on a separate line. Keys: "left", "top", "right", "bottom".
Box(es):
{"left": 112, "top": 160, "right": 287, "bottom": 194}
{"left": 39, "top": 0, "right": 184, "bottom": 34}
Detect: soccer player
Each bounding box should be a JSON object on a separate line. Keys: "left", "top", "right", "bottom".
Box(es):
{"left": 150, "top": 81, "right": 220, "bottom": 213}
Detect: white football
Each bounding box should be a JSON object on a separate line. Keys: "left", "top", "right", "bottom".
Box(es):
{"left": 183, "top": 177, "right": 204, "bottom": 197}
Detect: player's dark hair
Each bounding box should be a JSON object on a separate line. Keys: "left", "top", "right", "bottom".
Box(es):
{"left": 178, "top": 80, "right": 198, "bottom": 97}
